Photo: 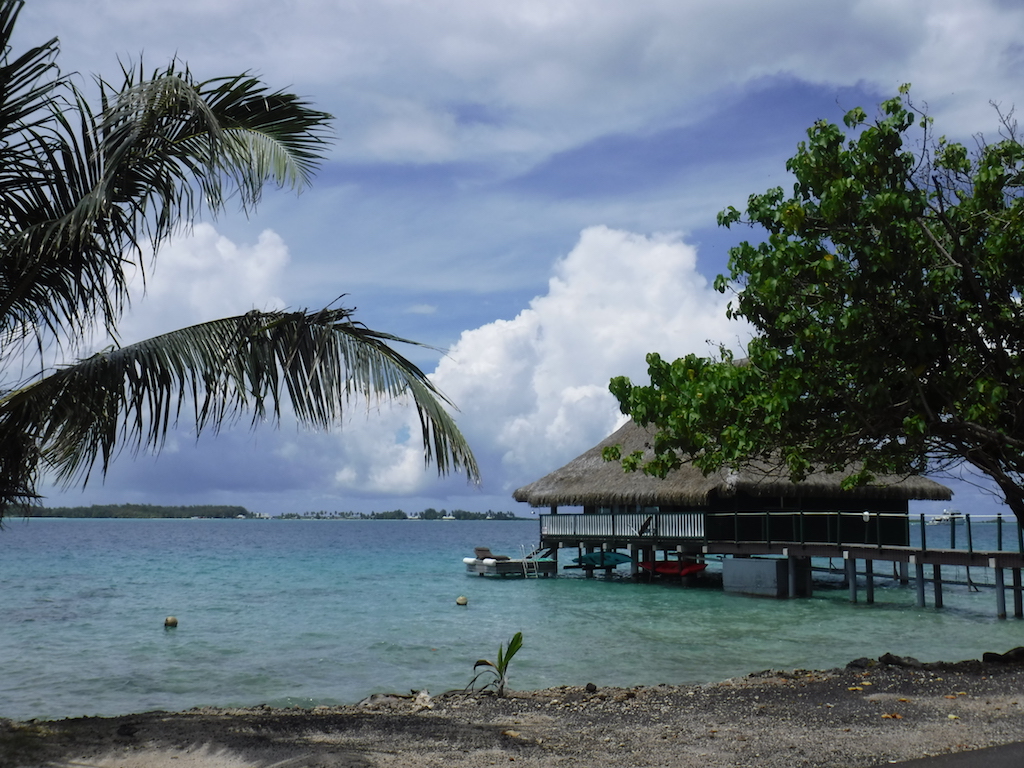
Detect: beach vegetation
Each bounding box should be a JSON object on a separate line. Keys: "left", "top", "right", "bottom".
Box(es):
{"left": 609, "top": 86, "right": 1024, "bottom": 524}
{"left": 468, "top": 631, "right": 523, "bottom": 697}
{"left": 0, "top": 0, "right": 478, "bottom": 519}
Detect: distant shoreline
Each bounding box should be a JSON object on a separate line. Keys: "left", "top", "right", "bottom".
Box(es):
{"left": 15, "top": 505, "right": 530, "bottom": 521}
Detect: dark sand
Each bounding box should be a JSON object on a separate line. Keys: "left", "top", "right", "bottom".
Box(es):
{"left": 4, "top": 656, "right": 1024, "bottom": 768}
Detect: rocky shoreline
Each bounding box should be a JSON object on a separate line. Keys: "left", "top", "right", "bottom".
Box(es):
{"left": 4, "top": 653, "right": 1024, "bottom": 768}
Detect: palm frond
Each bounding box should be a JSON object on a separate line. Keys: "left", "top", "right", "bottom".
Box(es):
{"left": 0, "top": 308, "right": 479, "bottom": 502}
{"left": 0, "top": 46, "right": 333, "bottom": 351}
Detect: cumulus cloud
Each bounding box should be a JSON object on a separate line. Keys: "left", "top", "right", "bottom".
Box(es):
{"left": 116, "top": 224, "right": 290, "bottom": 343}
{"left": 430, "top": 226, "right": 745, "bottom": 489}
{"left": 308, "top": 226, "right": 747, "bottom": 501}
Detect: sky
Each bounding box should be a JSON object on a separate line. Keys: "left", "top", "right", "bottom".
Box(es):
{"left": 16, "top": 0, "right": 1024, "bottom": 517}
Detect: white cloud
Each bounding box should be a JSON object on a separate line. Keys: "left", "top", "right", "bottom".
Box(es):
{"left": 23, "top": 0, "right": 1024, "bottom": 168}
{"left": 116, "top": 224, "right": 290, "bottom": 343}
{"left": 311, "top": 226, "right": 747, "bottom": 499}
{"left": 432, "top": 225, "right": 745, "bottom": 488}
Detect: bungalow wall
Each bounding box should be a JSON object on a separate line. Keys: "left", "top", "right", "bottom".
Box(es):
{"left": 584, "top": 494, "right": 911, "bottom": 547}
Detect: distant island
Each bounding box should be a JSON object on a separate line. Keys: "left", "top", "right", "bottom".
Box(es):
{"left": 23, "top": 504, "right": 253, "bottom": 519}
{"left": 20, "top": 505, "right": 526, "bottom": 520}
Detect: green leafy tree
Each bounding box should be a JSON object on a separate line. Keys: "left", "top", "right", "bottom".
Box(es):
{"left": 609, "top": 86, "right": 1024, "bottom": 523}
{"left": 0, "top": 0, "right": 478, "bottom": 516}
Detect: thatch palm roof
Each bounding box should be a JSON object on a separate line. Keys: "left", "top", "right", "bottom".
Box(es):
{"left": 513, "top": 420, "right": 952, "bottom": 507}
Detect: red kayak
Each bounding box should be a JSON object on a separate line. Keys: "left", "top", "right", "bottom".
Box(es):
{"left": 639, "top": 561, "right": 707, "bottom": 577}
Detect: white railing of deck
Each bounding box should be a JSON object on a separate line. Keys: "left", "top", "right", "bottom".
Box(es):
{"left": 540, "top": 512, "right": 704, "bottom": 540}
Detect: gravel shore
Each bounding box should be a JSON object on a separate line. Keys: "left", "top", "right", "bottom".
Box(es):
{"left": 4, "top": 655, "right": 1024, "bottom": 768}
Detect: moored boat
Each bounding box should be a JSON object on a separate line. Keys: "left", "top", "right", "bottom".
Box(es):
{"left": 463, "top": 546, "right": 557, "bottom": 578}
{"left": 569, "top": 551, "right": 633, "bottom": 568}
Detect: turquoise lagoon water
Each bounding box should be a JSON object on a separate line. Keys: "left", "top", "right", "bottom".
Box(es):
{"left": 1, "top": 517, "right": 1022, "bottom": 721}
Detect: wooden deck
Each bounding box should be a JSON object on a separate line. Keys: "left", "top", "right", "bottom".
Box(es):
{"left": 536, "top": 511, "right": 1024, "bottom": 617}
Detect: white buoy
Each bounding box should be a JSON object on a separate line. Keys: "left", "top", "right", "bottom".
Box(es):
{"left": 164, "top": 616, "right": 178, "bottom": 627}
{"left": 455, "top": 596, "right": 468, "bottom": 606}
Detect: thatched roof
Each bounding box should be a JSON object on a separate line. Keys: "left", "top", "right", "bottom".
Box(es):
{"left": 513, "top": 420, "right": 952, "bottom": 507}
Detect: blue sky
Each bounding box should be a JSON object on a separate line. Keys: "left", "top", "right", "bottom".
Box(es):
{"left": 19, "top": 0, "right": 1024, "bottom": 517}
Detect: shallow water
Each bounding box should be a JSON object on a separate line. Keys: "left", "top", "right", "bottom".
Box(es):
{"left": 1, "top": 517, "right": 1021, "bottom": 721}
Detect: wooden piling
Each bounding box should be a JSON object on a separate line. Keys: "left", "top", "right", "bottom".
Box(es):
{"left": 994, "top": 563, "right": 1007, "bottom": 619}
{"left": 787, "top": 551, "right": 798, "bottom": 599}
{"left": 1013, "top": 568, "right": 1023, "bottom": 619}
{"left": 845, "top": 553, "right": 857, "bottom": 603}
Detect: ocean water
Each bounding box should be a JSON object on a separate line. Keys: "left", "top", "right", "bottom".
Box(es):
{"left": 1, "top": 517, "right": 1023, "bottom": 722}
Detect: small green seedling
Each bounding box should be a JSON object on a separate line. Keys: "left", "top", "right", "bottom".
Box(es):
{"left": 468, "top": 631, "right": 522, "bottom": 697}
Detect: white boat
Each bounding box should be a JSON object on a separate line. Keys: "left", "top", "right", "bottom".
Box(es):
{"left": 463, "top": 546, "right": 557, "bottom": 577}
{"left": 928, "top": 509, "right": 962, "bottom": 525}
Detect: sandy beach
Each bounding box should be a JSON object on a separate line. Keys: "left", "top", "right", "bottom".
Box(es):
{"left": 3, "top": 654, "right": 1024, "bottom": 768}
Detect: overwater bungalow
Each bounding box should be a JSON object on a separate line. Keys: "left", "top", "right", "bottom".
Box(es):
{"left": 514, "top": 419, "right": 955, "bottom": 597}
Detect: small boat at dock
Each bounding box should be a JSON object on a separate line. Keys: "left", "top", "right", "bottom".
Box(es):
{"left": 463, "top": 546, "right": 557, "bottom": 578}
{"left": 567, "top": 551, "right": 633, "bottom": 569}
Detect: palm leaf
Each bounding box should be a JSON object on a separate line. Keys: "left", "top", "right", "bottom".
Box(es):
{"left": 0, "top": 45, "right": 333, "bottom": 351}
{"left": 0, "top": 308, "right": 479, "bottom": 501}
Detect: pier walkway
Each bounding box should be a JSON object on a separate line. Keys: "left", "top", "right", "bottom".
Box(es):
{"left": 538, "top": 511, "right": 1024, "bottom": 617}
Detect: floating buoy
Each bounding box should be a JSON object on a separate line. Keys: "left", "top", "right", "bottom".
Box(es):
{"left": 164, "top": 616, "right": 178, "bottom": 628}
{"left": 455, "top": 595, "right": 468, "bottom": 606}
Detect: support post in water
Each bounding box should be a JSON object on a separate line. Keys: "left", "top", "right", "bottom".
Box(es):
{"left": 845, "top": 553, "right": 857, "bottom": 603}
{"left": 993, "top": 559, "right": 1007, "bottom": 619}
{"left": 933, "top": 564, "right": 944, "bottom": 609}
{"left": 786, "top": 549, "right": 798, "bottom": 599}
{"left": 897, "top": 560, "right": 909, "bottom": 585}
{"left": 865, "top": 559, "right": 875, "bottom": 604}
{"left": 912, "top": 556, "right": 925, "bottom": 607}
{"left": 1013, "top": 568, "right": 1024, "bottom": 619}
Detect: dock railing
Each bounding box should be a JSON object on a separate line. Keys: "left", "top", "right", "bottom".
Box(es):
{"left": 541, "top": 511, "right": 705, "bottom": 541}
{"left": 539, "top": 510, "right": 1024, "bottom": 553}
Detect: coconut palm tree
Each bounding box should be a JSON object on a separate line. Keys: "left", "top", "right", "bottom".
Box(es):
{"left": 0, "top": 0, "right": 478, "bottom": 514}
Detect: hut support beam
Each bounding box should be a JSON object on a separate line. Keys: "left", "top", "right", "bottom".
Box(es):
{"left": 994, "top": 564, "right": 1007, "bottom": 619}
{"left": 913, "top": 557, "right": 926, "bottom": 607}
{"left": 865, "top": 559, "right": 875, "bottom": 604}
{"left": 845, "top": 554, "right": 857, "bottom": 603}
{"left": 1013, "top": 568, "right": 1023, "bottom": 619}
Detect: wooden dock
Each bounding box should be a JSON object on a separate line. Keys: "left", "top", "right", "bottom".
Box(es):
{"left": 537, "top": 511, "right": 1024, "bottom": 618}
